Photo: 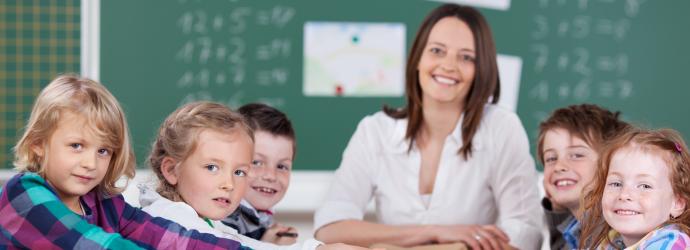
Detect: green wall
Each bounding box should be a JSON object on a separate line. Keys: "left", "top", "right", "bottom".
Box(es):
{"left": 94, "top": 0, "right": 690, "bottom": 170}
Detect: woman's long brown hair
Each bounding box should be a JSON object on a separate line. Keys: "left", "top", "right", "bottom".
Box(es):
{"left": 383, "top": 3, "right": 499, "bottom": 159}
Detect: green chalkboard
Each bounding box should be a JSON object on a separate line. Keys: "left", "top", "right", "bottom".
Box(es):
{"left": 101, "top": 0, "right": 690, "bottom": 171}
{"left": 506, "top": 0, "right": 690, "bottom": 169}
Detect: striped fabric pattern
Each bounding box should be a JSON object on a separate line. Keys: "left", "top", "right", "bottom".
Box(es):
{"left": 0, "top": 172, "right": 252, "bottom": 249}
{"left": 602, "top": 224, "right": 690, "bottom": 250}
{"left": 635, "top": 225, "right": 690, "bottom": 250}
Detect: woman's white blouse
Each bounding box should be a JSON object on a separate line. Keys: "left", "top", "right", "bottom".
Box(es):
{"left": 314, "top": 105, "right": 542, "bottom": 249}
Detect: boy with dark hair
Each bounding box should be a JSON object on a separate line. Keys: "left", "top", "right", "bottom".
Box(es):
{"left": 223, "top": 103, "right": 298, "bottom": 245}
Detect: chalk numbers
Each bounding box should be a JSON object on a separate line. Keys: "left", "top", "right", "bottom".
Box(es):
{"left": 529, "top": 0, "right": 645, "bottom": 109}
{"left": 173, "top": 3, "right": 295, "bottom": 107}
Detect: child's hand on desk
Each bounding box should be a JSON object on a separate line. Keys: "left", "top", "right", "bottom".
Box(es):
{"left": 261, "top": 223, "right": 298, "bottom": 245}
{"left": 431, "top": 224, "right": 510, "bottom": 250}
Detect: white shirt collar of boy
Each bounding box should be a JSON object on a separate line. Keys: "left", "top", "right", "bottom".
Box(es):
{"left": 239, "top": 199, "right": 273, "bottom": 227}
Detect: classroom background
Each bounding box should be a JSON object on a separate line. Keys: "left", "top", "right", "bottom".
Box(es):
{"left": 1, "top": 0, "right": 689, "bottom": 245}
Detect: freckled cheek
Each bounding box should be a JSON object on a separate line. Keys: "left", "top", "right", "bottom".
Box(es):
{"left": 637, "top": 192, "right": 657, "bottom": 204}
{"left": 601, "top": 201, "right": 615, "bottom": 215}
{"left": 279, "top": 173, "right": 290, "bottom": 186}
{"left": 250, "top": 167, "right": 266, "bottom": 178}
{"left": 542, "top": 169, "right": 553, "bottom": 181}
{"left": 601, "top": 192, "right": 617, "bottom": 207}
{"left": 603, "top": 188, "right": 616, "bottom": 196}
{"left": 577, "top": 162, "right": 597, "bottom": 174}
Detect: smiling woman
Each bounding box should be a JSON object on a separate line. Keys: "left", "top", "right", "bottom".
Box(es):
{"left": 417, "top": 17, "right": 476, "bottom": 109}
{"left": 314, "top": 3, "right": 542, "bottom": 250}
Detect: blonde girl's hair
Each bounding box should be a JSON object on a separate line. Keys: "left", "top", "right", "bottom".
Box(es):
{"left": 579, "top": 127, "right": 690, "bottom": 249}
{"left": 148, "top": 101, "right": 254, "bottom": 201}
{"left": 13, "top": 74, "right": 136, "bottom": 195}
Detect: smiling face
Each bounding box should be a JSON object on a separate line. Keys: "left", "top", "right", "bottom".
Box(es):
{"left": 164, "top": 129, "right": 253, "bottom": 220}
{"left": 542, "top": 128, "right": 599, "bottom": 212}
{"left": 417, "top": 16, "right": 476, "bottom": 108}
{"left": 33, "top": 111, "right": 112, "bottom": 213}
{"left": 602, "top": 146, "right": 686, "bottom": 246}
{"left": 244, "top": 131, "right": 293, "bottom": 211}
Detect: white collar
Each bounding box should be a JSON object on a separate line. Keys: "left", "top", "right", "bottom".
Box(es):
{"left": 389, "top": 111, "right": 486, "bottom": 153}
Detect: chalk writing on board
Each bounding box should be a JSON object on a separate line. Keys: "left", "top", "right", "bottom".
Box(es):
{"left": 532, "top": 15, "right": 630, "bottom": 41}
{"left": 537, "top": 0, "right": 646, "bottom": 18}
{"left": 527, "top": 0, "right": 645, "bottom": 126}
{"left": 172, "top": 3, "right": 296, "bottom": 108}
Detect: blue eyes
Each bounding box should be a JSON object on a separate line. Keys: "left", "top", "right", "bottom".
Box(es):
{"left": 205, "top": 164, "right": 247, "bottom": 177}
{"left": 205, "top": 164, "right": 219, "bottom": 172}
{"left": 252, "top": 160, "right": 263, "bottom": 167}
{"left": 97, "top": 148, "right": 111, "bottom": 157}
{"left": 606, "top": 181, "right": 653, "bottom": 189}
{"left": 69, "top": 143, "right": 111, "bottom": 157}
{"left": 607, "top": 182, "right": 622, "bottom": 187}
{"left": 252, "top": 160, "right": 291, "bottom": 171}
{"left": 234, "top": 169, "right": 247, "bottom": 177}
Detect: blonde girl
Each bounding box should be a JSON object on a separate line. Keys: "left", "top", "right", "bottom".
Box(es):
{"left": 0, "top": 74, "right": 250, "bottom": 249}
{"left": 580, "top": 128, "right": 690, "bottom": 249}
{"left": 139, "top": 101, "right": 375, "bottom": 250}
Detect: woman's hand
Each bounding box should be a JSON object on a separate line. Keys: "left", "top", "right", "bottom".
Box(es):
{"left": 260, "top": 223, "right": 298, "bottom": 245}
{"left": 431, "top": 224, "right": 510, "bottom": 250}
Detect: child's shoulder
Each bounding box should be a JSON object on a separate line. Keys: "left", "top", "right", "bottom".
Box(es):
{"left": 1, "top": 172, "right": 52, "bottom": 198}
{"left": 8, "top": 171, "right": 42, "bottom": 183}
{"left": 638, "top": 224, "right": 690, "bottom": 249}
{"left": 0, "top": 172, "right": 126, "bottom": 213}
{"left": 223, "top": 200, "right": 271, "bottom": 228}
{"left": 139, "top": 186, "right": 199, "bottom": 222}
